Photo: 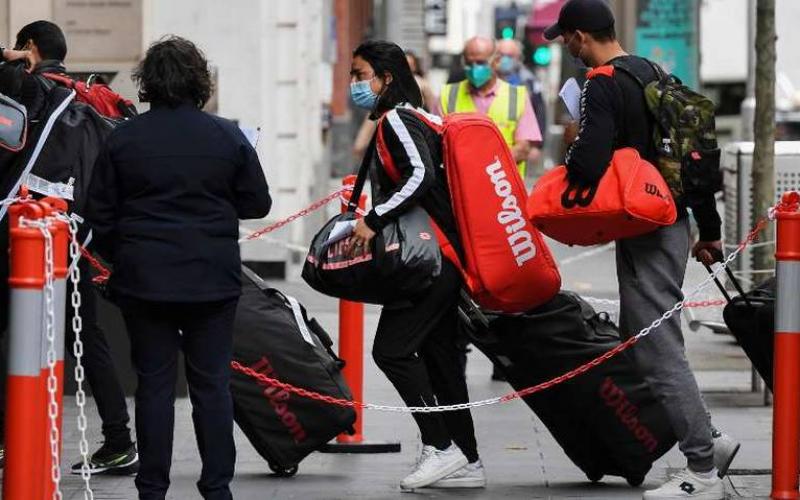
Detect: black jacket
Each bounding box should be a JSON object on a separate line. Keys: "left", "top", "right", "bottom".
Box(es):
{"left": 85, "top": 103, "right": 271, "bottom": 302}
{"left": 367, "top": 105, "right": 463, "bottom": 260}
{"left": 565, "top": 55, "right": 721, "bottom": 241}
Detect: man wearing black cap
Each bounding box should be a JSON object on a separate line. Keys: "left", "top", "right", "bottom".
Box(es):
{"left": 544, "top": 1, "right": 733, "bottom": 499}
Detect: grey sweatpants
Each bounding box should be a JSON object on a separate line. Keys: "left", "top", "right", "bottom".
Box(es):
{"left": 616, "top": 217, "right": 715, "bottom": 472}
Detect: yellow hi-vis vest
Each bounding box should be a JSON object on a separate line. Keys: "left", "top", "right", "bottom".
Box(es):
{"left": 439, "top": 79, "right": 528, "bottom": 177}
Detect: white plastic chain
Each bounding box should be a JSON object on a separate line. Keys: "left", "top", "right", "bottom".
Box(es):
{"left": 32, "top": 219, "right": 63, "bottom": 499}
{"left": 348, "top": 225, "right": 756, "bottom": 414}
{"left": 66, "top": 217, "right": 94, "bottom": 500}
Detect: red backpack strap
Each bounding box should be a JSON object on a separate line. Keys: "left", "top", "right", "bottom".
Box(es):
{"left": 376, "top": 116, "right": 401, "bottom": 182}
{"left": 587, "top": 65, "right": 615, "bottom": 79}
{"left": 400, "top": 107, "right": 444, "bottom": 134}
{"left": 376, "top": 107, "right": 444, "bottom": 182}
{"left": 40, "top": 72, "right": 75, "bottom": 89}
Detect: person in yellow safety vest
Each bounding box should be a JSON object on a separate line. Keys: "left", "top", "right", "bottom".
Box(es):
{"left": 434, "top": 36, "right": 543, "bottom": 178}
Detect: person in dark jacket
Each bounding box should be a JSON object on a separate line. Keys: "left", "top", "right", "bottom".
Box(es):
{"left": 85, "top": 36, "right": 271, "bottom": 500}
{"left": 348, "top": 40, "right": 484, "bottom": 491}
{"left": 0, "top": 20, "right": 137, "bottom": 474}
{"left": 545, "top": 1, "right": 734, "bottom": 499}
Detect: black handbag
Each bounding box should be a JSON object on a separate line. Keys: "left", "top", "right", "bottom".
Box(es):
{"left": 301, "top": 137, "right": 441, "bottom": 304}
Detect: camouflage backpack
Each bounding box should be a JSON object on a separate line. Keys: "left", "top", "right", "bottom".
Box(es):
{"left": 611, "top": 58, "right": 722, "bottom": 201}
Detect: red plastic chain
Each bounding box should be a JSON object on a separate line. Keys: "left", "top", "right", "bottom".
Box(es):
{"left": 77, "top": 240, "right": 112, "bottom": 285}
{"left": 776, "top": 191, "right": 800, "bottom": 213}
{"left": 230, "top": 213, "right": 774, "bottom": 412}
{"left": 232, "top": 361, "right": 360, "bottom": 408}
{"left": 77, "top": 187, "right": 352, "bottom": 283}
{"left": 242, "top": 187, "right": 351, "bottom": 242}
{"left": 684, "top": 299, "right": 727, "bottom": 308}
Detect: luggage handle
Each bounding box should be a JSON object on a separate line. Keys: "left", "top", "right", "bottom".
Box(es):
{"left": 242, "top": 266, "right": 347, "bottom": 367}
{"left": 702, "top": 248, "right": 751, "bottom": 307}
{"left": 561, "top": 181, "right": 598, "bottom": 209}
{"left": 286, "top": 296, "right": 318, "bottom": 347}
{"left": 289, "top": 296, "right": 347, "bottom": 369}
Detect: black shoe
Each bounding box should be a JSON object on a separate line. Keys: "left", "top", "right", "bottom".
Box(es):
{"left": 0, "top": 444, "right": 4, "bottom": 469}
{"left": 71, "top": 442, "right": 138, "bottom": 476}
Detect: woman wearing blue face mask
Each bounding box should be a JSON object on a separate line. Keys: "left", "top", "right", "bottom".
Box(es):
{"left": 347, "top": 40, "right": 485, "bottom": 491}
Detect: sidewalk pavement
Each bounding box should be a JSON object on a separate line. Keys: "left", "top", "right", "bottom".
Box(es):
{"left": 47, "top": 237, "right": 776, "bottom": 499}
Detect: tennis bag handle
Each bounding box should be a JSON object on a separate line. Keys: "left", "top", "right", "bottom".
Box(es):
{"left": 702, "top": 248, "right": 751, "bottom": 307}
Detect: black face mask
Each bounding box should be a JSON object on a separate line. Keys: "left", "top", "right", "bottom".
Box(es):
{"left": 565, "top": 32, "right": 589, "bottom": 70}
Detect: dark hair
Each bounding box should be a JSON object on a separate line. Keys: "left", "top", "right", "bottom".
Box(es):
{"left": 15, "top": 21, "right": 67, "bottom": 61}
{"left": 132, "top": 36, "right": 212, "bottom": 108}
{"left": 353, "top": 40, "right": 422, "bottom": 117}
{"left": 587, "top": 24, "right": 616, "bottom": 43}
{"left": 405, "top": 50, "right": 425, "bottom": 77}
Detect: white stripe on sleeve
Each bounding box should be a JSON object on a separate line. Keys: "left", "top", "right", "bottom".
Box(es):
{"left": 374, "top": 109, "right": 427, "bottom": 217}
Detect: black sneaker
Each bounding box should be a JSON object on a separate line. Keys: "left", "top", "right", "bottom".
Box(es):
{"left": 71, "top": 442, "right": 138, "bottom": 476}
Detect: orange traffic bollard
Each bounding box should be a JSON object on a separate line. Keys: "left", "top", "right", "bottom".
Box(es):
{"left": 338, "top": 174, "right": 367, "bottom": 444}
{"left": 3, "top": 200, "right": 48, "bottom": 500}
{"left": 771, "top": 191, "right": 800, "bottom": 500}
{"left": 321, "top": 176, "right": 400, "bottom": 454}
{"left": 39, "top": 198, "right": 69, "bottom": 500}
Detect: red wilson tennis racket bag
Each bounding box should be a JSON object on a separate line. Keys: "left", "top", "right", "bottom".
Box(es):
{"left": 378, "top": 109, "right": 561, "bottom": 313}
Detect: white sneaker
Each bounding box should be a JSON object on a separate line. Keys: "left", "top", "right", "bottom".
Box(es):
{"left": 400, "top": 444, "right": 468, "bottom": 491}
{"left": 643, "top": 468, "right": 725, "bottom": 500}
{"left": 712, "top": 431, "right": 740, "bottom": 477}
{"left": 429, "top": 460, "right": 486, "bottom": 488}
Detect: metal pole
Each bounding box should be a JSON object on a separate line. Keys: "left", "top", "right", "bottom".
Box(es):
{"left": 3, "top": 201, "right": 46, "bottom": 500}
{"left": 771, "top": 191, "right": 800, "bottom": 500}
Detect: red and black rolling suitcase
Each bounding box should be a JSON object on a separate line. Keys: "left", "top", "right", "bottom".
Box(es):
{"left": 231, "top": 267, "right": 356, "bottom": 476}
{"left": 460, "top": 291, "right": 677, "bottom": 486}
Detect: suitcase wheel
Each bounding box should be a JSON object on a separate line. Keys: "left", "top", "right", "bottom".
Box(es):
{"left": 268, "top": 462, "right": 299, "bottom": 478}
{"left": 586, "top": 472, "right": 604, "bottom": 483}
{"left": 626, "top": 475, "right": 644, "bottom": 487}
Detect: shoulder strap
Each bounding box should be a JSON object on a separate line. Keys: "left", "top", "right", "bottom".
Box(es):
{"left": 587, "top": 65, "right": 615, "bottom": 80}
{"left": 241, "top": 265, "right": 267, "bottom": 289}
{"left": 40, "top": 72, "right": 76, "bottom": 90}
{"left": 446, "top": 82, "right": 460, "bottom": 114}
{"left": 609, "top": 57, "right": 665, "bottom": 89}
{"left": 508, "top": 83, "right": 519, "bottom": 121}
{"left": 347, "top": 132, "right": 376, "bottom": 213}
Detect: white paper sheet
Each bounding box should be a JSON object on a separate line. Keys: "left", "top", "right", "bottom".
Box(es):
{"left": 326, "top": 220, "right": 357, "bottom": 245}
{"left": 559, "top": 77, "right": 582, "bottom": 121}
{"left": 239, "top": 126, "right": 261, "bottom": 148}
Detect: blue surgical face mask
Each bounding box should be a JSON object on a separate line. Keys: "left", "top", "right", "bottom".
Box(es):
{"left": 465, "top": 63, "right": 492, "bottom": 89}
{"left": 498, "top": 55, "right": 517, "bottom": 75}
{"left": 350, "top": 78, "right": 378, "bottom": 110}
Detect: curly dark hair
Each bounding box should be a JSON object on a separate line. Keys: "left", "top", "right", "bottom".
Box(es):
{"left": 133, "top": 36, "right": 212, "bottom": 108}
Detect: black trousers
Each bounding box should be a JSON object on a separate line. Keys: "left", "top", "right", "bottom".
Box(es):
{"left": 372, "top": 260, "right": 479, "bottom": 463}
{"left": 120, "top": 297, "right": 237, "bottom": 500}
{"left": 0, "top": 258, "right": 132, "bottom": 449}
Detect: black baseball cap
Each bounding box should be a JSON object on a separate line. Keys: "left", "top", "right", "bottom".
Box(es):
{"left": 544, "top": 0, "right": 615, "bottom": 41}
